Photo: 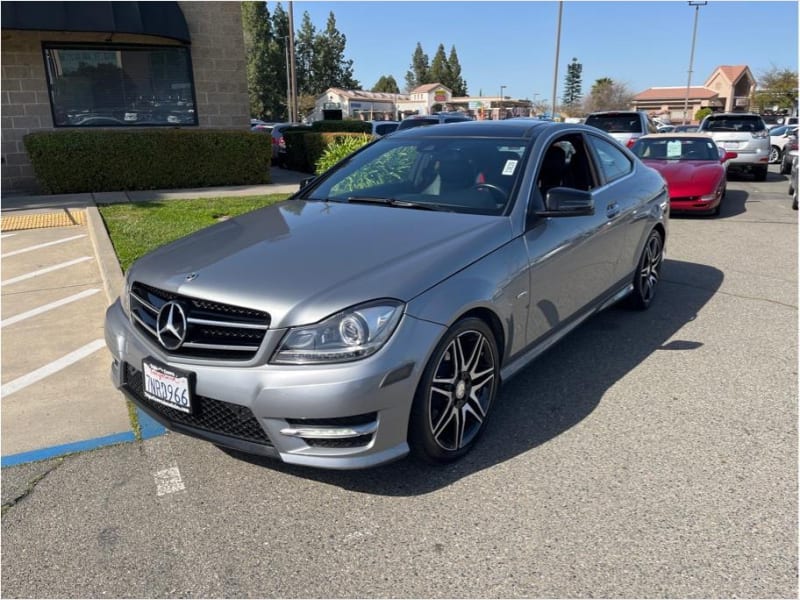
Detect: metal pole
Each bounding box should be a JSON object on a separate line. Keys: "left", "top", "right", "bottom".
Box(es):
{"left": 500, "top": 85, "right": 506, "bottom": 119}
{"left": 683, "top": 1, "right": 707, "bottom": 125}
{"left": 288, "top": 1, "right": 298, "bottom": 123}
{"left": 284, "top": 36, "right": 291, "bottom": 122}
{"left": 551, "top": 0, "right": 563, "bottom": 121}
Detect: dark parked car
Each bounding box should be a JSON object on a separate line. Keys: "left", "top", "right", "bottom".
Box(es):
{"left": 585, "top": 110, "right": 659, "bottom": 148}
{"left": 397, "top": 112, "right": 471, "bottom": 131}
{"left": 105, "top": 120, "right": 669, "bottom": 469}
{"left": 267, "top": 123, "right": 310, "bottom": 167}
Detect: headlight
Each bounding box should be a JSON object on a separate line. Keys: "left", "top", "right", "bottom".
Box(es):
{"left": 271, "top": 300, "right": 404, "bottom": 364}
{"left": 119, "top": 270, "right": 132, "bottom": 315}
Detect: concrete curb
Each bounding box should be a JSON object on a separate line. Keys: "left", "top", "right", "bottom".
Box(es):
{"left": 85, "top": 205, "right": 124, "bottom": 304}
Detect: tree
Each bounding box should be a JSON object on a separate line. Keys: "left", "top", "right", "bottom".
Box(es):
{"left": 583, "top": 77, "right": 634, "bottom": 113}
{"left": 294, "top": 12, "right": 317, "bottom": 97}
{"left": 241, "top": 1, "right": 274, "bottom": 119}
{"left": 267, "top": 2, "right": 291, "bottom": 120}
{"left": 447, "top": 46, "right": 467, "bottom": 96}
{"left": 753, "top": 66, "right": 798, "bottom": 113}
{"left": 372, "top": 75, "right": 400, "bottom": 94}
{"left": 562, "top": 57, "right": 583, "bottom": 110}
{"left": 405, "top": 42, "right": 430, "bottom": 91}
{"left": 429, "top": 43, "right": 450, "bottom": 87}
{"left": 694, "top": 107, "right": 712, "bottom": 123}
{"left": 310, "top": 12, "right": 359, "bottom": 95}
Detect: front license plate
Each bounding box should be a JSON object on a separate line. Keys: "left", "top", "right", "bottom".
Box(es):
{"left": 143, "top": 359, "right": 193, "bottom": 413}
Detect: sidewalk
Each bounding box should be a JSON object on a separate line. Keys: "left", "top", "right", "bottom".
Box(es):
{"left": 0, "top": 167, "right": 304, "bottom": 467}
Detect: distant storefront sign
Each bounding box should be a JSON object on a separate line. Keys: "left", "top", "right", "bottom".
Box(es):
{"left": 468, "top": 101, "right": 482, "bottom": 109}
{"left": 434, "top": 89, "right": 448, "bottom": 102}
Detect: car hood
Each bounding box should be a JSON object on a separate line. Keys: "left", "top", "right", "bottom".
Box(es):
{"left": 129, "top": 200, "right": 513, "bottom": 328}
{"left": 643, "top": 159, "right": 723, "bottom": 195}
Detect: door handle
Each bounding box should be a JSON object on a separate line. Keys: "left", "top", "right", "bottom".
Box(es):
{"left": 606, "top": 203, "right": 620, "bottom": 218}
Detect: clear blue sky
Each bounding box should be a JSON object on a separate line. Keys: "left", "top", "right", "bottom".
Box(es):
{"left": 280, "top": 0, "right": 798, "bottom": 100}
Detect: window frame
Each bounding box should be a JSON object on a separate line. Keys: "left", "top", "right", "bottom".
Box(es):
{"left": 586, "top": 134, "right": 634, "bottom": 185}
{"left": 41, "top": 41, "right": 199, "bottom": 129}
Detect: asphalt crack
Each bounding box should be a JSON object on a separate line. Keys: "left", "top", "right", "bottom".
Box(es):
{"left": 1, "top": 459, "right": 64, "bottom": 516}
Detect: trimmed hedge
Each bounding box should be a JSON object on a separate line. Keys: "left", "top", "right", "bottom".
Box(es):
{"left": 24, "top": 129, "right": 272, "bottom": 194}
{"left": 284, "top": 130, "right": 374, "bottom": 174}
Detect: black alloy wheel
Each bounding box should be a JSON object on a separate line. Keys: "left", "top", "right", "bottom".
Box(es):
{"left": 629, "top": 229, "right": 663, "bottom": 310}
{"left": 409, "top": 318, "right": 499, "bottom": 464}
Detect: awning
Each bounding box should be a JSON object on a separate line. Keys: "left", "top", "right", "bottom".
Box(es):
{"left": 1, "top": 1, "right": 190, "bottom": 44}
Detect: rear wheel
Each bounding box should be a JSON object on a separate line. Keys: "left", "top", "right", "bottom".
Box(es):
{"left": 628, "top": 229, "right": 663, "bottom": 310}
{"left": 769, "top": 145, "right": 781, "bottom": 164}
{"left": 409, "top": 318, "right": 499, "bottom": 464}
{"left": 754, "top": 165, "right": 768, "bottom": 181}
{"left": 781, "top": 158, "right": 793, "bottom": 175}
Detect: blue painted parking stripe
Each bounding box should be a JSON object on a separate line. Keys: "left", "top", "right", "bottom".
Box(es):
{"left": 1, "top": 431, "right": 136, "bottom": 468}
{"left": 136, "top": 406, "right": 167, "bottom": 439}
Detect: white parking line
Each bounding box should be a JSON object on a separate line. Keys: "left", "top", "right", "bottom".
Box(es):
{"left": 1, "top": 339, "right": 106, "bottom": 397}
{"left": 1, "top": 234, "right": 86, "bottom": 258}
{"left": 1, "top": 288, "right": 100, "bottom": 328}
{"left": 1, "top": 233, "right": 17, "bottom": 239}
{"left": 1, "top": 256, "right": 92, "bottom": 286}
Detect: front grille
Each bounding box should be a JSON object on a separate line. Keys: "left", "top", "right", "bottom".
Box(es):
{"left": 130, "top": 282, "right": 270, "bottom": 360}
{"left": 124, "top": 364, "right": 272, "bottom": 446}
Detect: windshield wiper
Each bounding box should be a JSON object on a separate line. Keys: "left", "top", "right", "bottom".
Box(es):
{"left": 345, "top": 196, "right": 451, "bottom": 212}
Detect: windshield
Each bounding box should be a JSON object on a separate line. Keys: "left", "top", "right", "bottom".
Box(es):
{"left": 701, "top": 115, "right": 766, "bottom": 132}
{"left": 304, "top": 136, "right": 528, "bottom": 215}
{"left": 632, "top": 137, "right": 721, "bottom": 161}
{"left": 585, "top": 114, "right": 641, "bottom": 133}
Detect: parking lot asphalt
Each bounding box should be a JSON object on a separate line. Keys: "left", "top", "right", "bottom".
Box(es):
{"left": 0, "top": 169, "right": 304, "bottom": 467}
{"left": 1, "top": 166, "right": 796, "bottom": 598}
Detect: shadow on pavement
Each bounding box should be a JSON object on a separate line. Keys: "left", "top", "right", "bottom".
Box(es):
{"left": 222, "top": 258, "right": 724, "bottom": 495}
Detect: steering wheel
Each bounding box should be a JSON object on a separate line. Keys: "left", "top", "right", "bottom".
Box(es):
{"left": 472, "top": 183, "right": 507, "bottom": 204}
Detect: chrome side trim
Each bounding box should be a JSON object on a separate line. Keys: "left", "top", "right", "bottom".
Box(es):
{"left": 182, "top": 341, "right": 260, "bottom": 352}
{"left": 598, "top": 282, "right": 634, "bottom": 311}
{"left": 279, "top": 421, "right": 378, "bottom": 439}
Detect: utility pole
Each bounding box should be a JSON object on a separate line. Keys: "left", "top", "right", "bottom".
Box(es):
{"left": 284, "top": 36, "right": 291, "bottom": 122}
{"left": 499, "top": 85, "right": 506, "bottom": 119}
{"left": 683, "top": 1, "right": 707, "bottom": 125}
{"left": 551, "top": 0, "right": 563, "bottom": 120}
{"left": 288, "top": 1, "right": 298, "bottom": 122}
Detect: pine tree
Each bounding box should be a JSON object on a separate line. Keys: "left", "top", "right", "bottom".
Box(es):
{"left": 294, "top": 12, "right": 316, "bottom": 96}
{"left": 241, "top": 1, "right": 274, "bottom": 119}
{"left": 268, "top": 3, "right": 291, "bottom": 120}
{"left": 429, "top": 44, "right": 450, "bottom": 87}
{"left": 562, "top": 57, "right": 583, "bottom": 109}
{"left": 447, "top": 45, "right": 467, "bottom": 96}
{"left": 405, "top": 43, "right": 430, "bottom": 91}
{"left": 311, "top": 12, "right": 359, "bottom": 95}
{"left": 372, "top": 75, "right": 400, "bottom": 94}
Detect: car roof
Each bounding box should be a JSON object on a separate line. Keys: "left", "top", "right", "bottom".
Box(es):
{"left": 638, "top": 133, "right": 713, "bottom": 140}
{"left": 389, "top": 119, "right": 586, "bottom": 140}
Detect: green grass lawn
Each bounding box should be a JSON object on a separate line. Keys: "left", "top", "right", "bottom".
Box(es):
{"left": 98, "top": 194, "right": 290, "bottom": 271}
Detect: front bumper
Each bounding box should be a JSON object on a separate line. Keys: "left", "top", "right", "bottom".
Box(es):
{"left": 105, "top": 300, "right": 445, "bottom": 469}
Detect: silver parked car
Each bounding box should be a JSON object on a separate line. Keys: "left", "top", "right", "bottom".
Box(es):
{"left": 697, "top": 112, "right": 771, "bottom": 181}
{"left": 584, "top": 110, "right": 659, "bottom": 148}
{"left": 104, "top": 120, "right": 669, "bottom": 469}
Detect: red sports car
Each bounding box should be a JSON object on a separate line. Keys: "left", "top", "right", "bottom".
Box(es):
{"left": 631, "top": 134, "right": 737, "bottom": 216}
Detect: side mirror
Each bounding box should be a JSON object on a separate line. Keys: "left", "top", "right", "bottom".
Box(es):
{"left": 536, "top": 187, "right": 594, "bottom": 217}
{"left": 721, "top": 151, "right": 737, "bottom": 163}
{"left": 299, "top": 176, "right": 316, "bottom": 189}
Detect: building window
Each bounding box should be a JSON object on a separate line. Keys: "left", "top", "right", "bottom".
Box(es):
{"left": 43, "top": 43, "right": 197, "bottom": 127}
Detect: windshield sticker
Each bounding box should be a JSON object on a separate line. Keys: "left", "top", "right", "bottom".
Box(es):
{"left": 502, "top": 160, "right": 518, "bottom": 175}
{"left": 666, "top": 141, "right": 682, "bottom": 158}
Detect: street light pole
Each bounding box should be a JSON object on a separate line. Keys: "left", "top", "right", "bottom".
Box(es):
{"left": 288, "top": 1, "right": 298, "bottom": 123}
{"left": 284, "top": 36, "right": 291, "bottom": 122}
{"left": 551, "top": 0, "right": 563, "bottom": 120}
{"left": 683, "top": 1, "right": 707, "bottom": 125}
{"left": 499, "top": 85, "right": 506, "bottom": 119}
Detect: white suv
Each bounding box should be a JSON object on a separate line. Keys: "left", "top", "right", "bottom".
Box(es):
{"left": 697, "top": 112, "right": 770, "bottom": 181}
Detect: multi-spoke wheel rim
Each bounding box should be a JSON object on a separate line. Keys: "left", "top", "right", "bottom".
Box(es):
{"left": 639, "top": 234, "right": 663, "bottom": 304}
{"left": 769, "top": 146, "right": 780, "bottom": 164}
{"left": 428, "top": 330, "right": 496, "bottom": 452}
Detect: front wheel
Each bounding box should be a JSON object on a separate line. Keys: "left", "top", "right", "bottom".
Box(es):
{"left": 769, "top": 145, "right": 781, "bottom": 164}
{"left": 628, "top": 229, "right": 663, "bottom": 310}
{"left": 409, "top": 318, "right": 499, "bottom": 464}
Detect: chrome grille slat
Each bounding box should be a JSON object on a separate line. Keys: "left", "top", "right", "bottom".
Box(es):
{"left": 129, "top": 281, "right": 270, "bottom": 360}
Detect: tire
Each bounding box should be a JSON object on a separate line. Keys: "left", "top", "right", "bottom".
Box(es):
{"left": 754, "top": 165, "right": 768, "bottom": 181}
{"left": 781, "top": 158, "right": 792, "bottom": 175}
{"left": 793, "top": 190, "right": 798, "bottom": 210}
{"left": 712, "top": 185, "right": 725, "bottom": 216}
{"left": 628, "top": 229, "right": 663, "bottom": 310}
{"left": 409, "top": 318, "right": 499, "bottom": 464}
{"left": 769, "top": 145, "right": 781, "bottom": 164}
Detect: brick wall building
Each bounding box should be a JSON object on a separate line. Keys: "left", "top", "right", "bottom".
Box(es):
{"left": 1, "top": 1, "right": 249, "bottom": 194}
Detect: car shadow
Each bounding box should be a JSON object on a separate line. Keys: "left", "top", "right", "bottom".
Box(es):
{"left": 223, "top": 258, "right": 723, "bottom": 495}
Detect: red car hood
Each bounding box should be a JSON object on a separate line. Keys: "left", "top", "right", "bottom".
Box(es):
{"left": 644, "top": 159, "right": 725, "bottom": 197}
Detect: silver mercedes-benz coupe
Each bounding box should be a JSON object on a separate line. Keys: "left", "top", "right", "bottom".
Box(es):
{"left": 104, "top": 120, "right": 669, "bottom": 469}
